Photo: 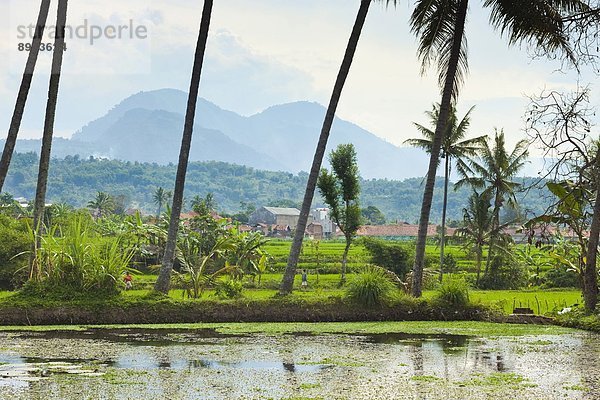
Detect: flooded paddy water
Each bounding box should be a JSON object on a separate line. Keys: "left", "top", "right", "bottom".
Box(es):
{"left": 0, "top": 326, "right": 598, "bottom": 399}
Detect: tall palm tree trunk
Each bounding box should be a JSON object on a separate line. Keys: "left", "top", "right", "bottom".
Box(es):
{"left": 30, "top": 0, "right": 68, "bottom": 277}
{"left": 412, "top": 0, "right": 469, "bottom": 297}
{"left": 0, "top": 0, "right": 52, "bottom": 193}
{"left": 154, "top": 0, "right": 213, "bottom": 294}
{"left": 475, "top": 244, "right": 482, "bottom": 285}
{"left": 279, "top": 0, "right": 371, "bottom": 295}
{"left": 484, "top": 191, "right": 502, "bottom": 275}
{"left": 583, "top": 149, "right": 600, "bottom": 311}
{"left": 156, "top": 201, "right": 163, "bottom": 218}
{"left": 439, "top": 154, "right": 450, "bottom": 282}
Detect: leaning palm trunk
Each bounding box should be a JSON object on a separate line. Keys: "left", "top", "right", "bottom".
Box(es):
{"left": 154, "top": 0, "right": 213, "bottom": 294}
{"left": 439, "top": 154, "right": 450, "bottom": 282}
{"left": 30, "top": 0, "right": 68, "bottom": 276}
{"left": 412, "top": 0, "right": 469, "bottom": 297}
{"left": 279, "top": 0, "right": 371, "bottom": 295}
{"left": 0, "top": 0, "right": 52, "bottom": 193}
{"left": 583, "top": 149, "right": 600, "bottom": 311}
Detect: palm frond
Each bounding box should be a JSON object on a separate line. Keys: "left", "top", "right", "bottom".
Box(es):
{"left": 411, "top": 0, "right": 469, "bottom": 99}
{"left": 483, "top": 0, "right": 588, "bottom": 65}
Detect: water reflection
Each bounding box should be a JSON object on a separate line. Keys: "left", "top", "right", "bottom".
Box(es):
{"left": 113, "top": 351, "right": 327, "bottom": 372}
{"left": 0, "top": 330, "right": 597, "bottom": 399}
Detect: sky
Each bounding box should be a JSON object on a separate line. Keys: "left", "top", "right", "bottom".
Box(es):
{"left": 0, "top": 0, "right": 596, "bottom": 156}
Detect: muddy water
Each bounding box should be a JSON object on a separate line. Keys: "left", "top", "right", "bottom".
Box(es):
{"left": 0, "top": 328, "right": 598, "bottom": 399}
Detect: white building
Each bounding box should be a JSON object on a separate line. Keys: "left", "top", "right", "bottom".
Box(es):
{"left": 311, "top": 208, "right": 335, "bottom": 238}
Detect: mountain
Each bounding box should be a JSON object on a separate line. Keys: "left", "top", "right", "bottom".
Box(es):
{"left": 238, "top": 101, "right": 430, "bottom": 178}
{"left": 10, "top": 89, "right": 436, "bottom": 179}
{"left": 86, "top": 108, "right": 285, "bottom": 169}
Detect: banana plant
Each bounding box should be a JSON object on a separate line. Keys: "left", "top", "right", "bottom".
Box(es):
{"left": 174, "top": 234, "right": 242, "bottom": 298}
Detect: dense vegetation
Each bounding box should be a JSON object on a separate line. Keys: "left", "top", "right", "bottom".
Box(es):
{"left": 2, "top": 152, "right": 551, "bottom": 223}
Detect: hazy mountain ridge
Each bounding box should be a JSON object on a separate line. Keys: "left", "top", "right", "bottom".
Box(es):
{"left": 6, "top": 88, "right": 544, "bottom": 179}
{"left": 11, "top": 89, "right": 431, "bottom": 180}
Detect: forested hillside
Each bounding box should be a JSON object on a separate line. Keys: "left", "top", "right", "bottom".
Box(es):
{"left": 3, "top": 153, "right": 551, "bottom": 222}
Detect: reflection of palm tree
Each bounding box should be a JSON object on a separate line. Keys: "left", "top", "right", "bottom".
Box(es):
{"left": 0, "top": 0, "right": 52, "bottom": 192}
{"left": 279, "top": 0, "right": 372, "bottom": 295}
{"left": 155, "top": 0, "right": 213, "bottom": 294}
{"left": 456, "top": 130, "right": 528, "bottom": 273}
{"left": 405, "top": 0, "right": 582, "bottom": 296}
{"left": 406, "top": 104, "right": 485, "bottom": 282}
{"left": 30, "top": 0, "right": 69, "bottom": 276}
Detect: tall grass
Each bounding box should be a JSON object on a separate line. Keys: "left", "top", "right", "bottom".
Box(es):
{"left": 23, "top": 216, "right": 134, "bottom": 298}
{"left": 345, "top": 265, "right": 397, "bottom": 306}
{"left": 432, "top": 279, "right": 470, "bottom": 308}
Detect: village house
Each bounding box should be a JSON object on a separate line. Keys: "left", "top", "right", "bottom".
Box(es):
{"left": 248, "top": 206, "right": 312, "bottom": 230}
{"left": 346, "top": 222, "right": 456, "bottom": 240}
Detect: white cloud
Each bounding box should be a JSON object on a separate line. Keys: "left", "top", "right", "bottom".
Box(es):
{"left": 1, "top": 0, "right": 596, "bottom": 158}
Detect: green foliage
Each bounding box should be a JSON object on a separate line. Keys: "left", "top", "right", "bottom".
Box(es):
{"left": 0, "top": 215, "right": 31, "bottom": 289}
{"left": 542, "top": 265, "right": 581, "bottom": 289}
{"left": 24, "top": 215, "right": 134, "bottom": 298}
{"left": 556, "top": 308, "right": 600, "bottom": 333}
{"left": 361, "top": 205, "right": 386, "bottom": 225}
{"left": 345, "top": 265, "right": 396, "bottom": 306}
{"left": 442, "top": 253, "right": 458, "bottom": 273}
{"left": 174, "top": 235, "right": 239, "bottom": 298}
{"left": 478, "top": 254, "right": 527, "bottom": 290}
{"left": 361, "top": 238, "right": 413, "bottom": 278}
{"left": 2, "top": 153, "right": 553, "bottom": 223}
{"left": 87, "top": 191, "right": 115, "bottom": 218}
{"left": 317, "top": 145, "right": 361, "bottom": 234}
{"left": 433, "top": 279, "right": 470, "bottom": 308}
{"left": 214, "top": 278, "right": 244, "bottom": 299}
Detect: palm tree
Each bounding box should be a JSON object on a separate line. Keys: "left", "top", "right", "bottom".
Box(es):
{"left": 154, "top": 0, "right": 213, "bottom": 294}
{"left": 279, "top": 0, "right": 372, "bottom": 295}
{"left": 153, "top": 187, "right": 171, "bottom": 217}
{"left": 0, "top": 0, "right": 52, "bottom": 193}
{"left": 456, "top": 190, "right": 493, "bottom": 284}
{"left": 30, "top": 0, "right": 68, "bottom": 275}
{"left": 456, "top": 129, "right": 528, "bottom": 274}
{"left": 87, "top": 191, "right": 115, "bottom": 219}
{"left": 400, "top": 0, "right": 584, "bottom": 297}
{"left": 406, "top": 103, "right": 486, "bottom": 282}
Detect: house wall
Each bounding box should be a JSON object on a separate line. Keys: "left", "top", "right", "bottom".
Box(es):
{"left": 276, "top": 215, "right": 300, "bottom": 228}
{"left": 249, "top": 208, "right": 277, "bottom": 225}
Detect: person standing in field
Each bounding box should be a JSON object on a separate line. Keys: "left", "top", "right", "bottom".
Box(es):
{"left": 301, "top": 270, "right": 308, "bottom": 290}
{"left": 124, "top": 271, "right": 133, "bottom": 290}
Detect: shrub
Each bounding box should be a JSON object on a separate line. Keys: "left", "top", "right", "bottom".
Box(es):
{"left": 542, "top": 265, "right": 581, "bottom": 289}
{"left": 0, "top": 215, "right": 31, "bottom": 290}
{"left": 214, "top": 278, "right": 243, "bottom": 299}
{"left": 442, "top": 254, "right": 458, "bottom": 274}
{"left": 25, "top": 216, "right": 134, "bottom": 298}
{"left": 361, "top": 238, "right": 413, "bottom": 277}
{"left": 345, "top": 265, "right": 396, "bottom": 306}
{"left": 477, "top": 255, "right": 527, "bottom": 290}
{"left": 433, "top": 279, "right": 470, "bottom": 308}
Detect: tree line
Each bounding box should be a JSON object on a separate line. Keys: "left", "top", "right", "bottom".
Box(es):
{"left": 1, "top": 152, "right": 552, "bottom": 224}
